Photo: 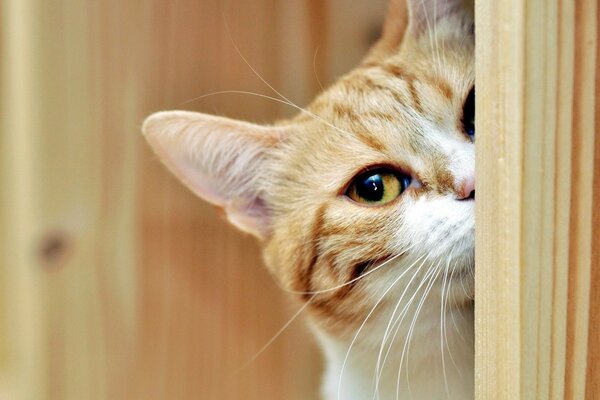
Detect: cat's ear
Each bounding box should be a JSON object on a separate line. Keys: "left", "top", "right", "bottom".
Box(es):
{"left": 364, "top": 0, "right": 409, "bottom": 63}
{"left": 406, "top": 0, "right": 473, "bottom": 35}
{"left": 142, "top": 111, "right": 286, "bottom": 240}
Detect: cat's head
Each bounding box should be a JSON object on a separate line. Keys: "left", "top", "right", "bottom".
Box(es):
{"left": 142, "top": 0, "right": 474, "bottom": 339}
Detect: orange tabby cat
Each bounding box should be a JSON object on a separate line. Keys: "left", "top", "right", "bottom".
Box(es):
{"left": 142, "top": 0, "right": 475, "bottom": 398}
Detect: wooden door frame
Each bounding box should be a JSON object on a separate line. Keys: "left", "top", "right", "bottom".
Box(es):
{"left": 475, "top": 0, "right": 599, "bottom": 398}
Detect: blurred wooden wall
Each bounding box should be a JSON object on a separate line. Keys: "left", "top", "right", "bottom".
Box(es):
{"left": 0, "top": 0, "right": 387, "bottom": 399}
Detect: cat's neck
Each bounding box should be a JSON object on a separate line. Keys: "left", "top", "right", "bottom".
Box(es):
{"left": 314, "top": 304, "right": 474, "bottom": 400}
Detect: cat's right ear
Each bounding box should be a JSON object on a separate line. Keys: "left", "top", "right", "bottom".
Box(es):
{"left": 142, "top": 111, "right": 287, "bottom": 240}
{"left": 364, "top": 0, "right": 409, "bottom": 63}
{"left": 406, "top": 0, "right": 474, "bottom": 36}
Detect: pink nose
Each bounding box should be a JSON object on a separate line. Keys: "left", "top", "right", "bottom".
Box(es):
{"left": 456, "top": 175, "right": 475, "bottom": 200}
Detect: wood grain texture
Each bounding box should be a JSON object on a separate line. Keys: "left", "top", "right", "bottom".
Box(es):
{"left": 476, "top": 0, "right": 599, "bottom": 399}
{"left": 475, "top": 0, "right": 523, "bottom": 397}
{"left": 585, "top": 5, "right": 600, "bottom": 389}
{"left": 1, "top": 0, "right": 45, "bottom": 399}
{"left": 585, "top": 5, "right": 600, "bottom": 395}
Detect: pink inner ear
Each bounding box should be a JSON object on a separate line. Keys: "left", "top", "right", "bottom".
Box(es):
{"left": 153, "top": 137, "right": 271, "bottom": 238}
{"left": 142, "top": 110, "right": 288, "bottom": 240}
{"left": 149, "top": 135, "right": 227, "bottom": 206}
{"left": 143, "top": 113, "right": 276, "bottom": 239}
{"left": 226, "top": 196, "right": 271, "bottom": 239}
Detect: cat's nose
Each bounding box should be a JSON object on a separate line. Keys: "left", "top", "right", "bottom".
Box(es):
{"left": 456, "top": 175, "right": 475, "bottom": 200}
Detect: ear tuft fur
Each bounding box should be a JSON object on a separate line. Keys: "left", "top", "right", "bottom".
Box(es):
{"left": 142, "top": 110, "right": 286, "bottom": 239}
{"left": 406, "top": 0, "right": 473, "bottom": 36}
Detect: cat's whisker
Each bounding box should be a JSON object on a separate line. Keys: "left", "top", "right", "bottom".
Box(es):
{"left": 336, "top": 253, "right": 426, "bottom": 400}
{"left": 382, "top": 258, "right": 442, "bottom": 400}
{"left": 371, "top": 254, "right": 432, "bottom": 399}
{"left": 223, "top": 20, "right": 361, "bottom": 142}
{"left": 396, "top": 257, "right": 445, "bottom": 400}
{"left": 183, "top": 90, "right": 304, "bottom": 111}
{"left": 183, "top": 89, "right": 358, "bottom": 149}
{"left": 186, "top": 22, "right": 358, "bottom": 145}
{"left": 411, "top": 260, "right": 447, "bottom": 400}
{"left": 373, "top": 258, "right": 438, "bottom": 400}
{"left": 441, "top": 246, "right": 462, "bottom": 397}
{"left": 313, "top": 45, "right": 325, "bottom": 91}
{"left": 449, "top": 294, "right": 466, "bottom": 339}
{"left": 444, "top": 254, "right": 465, "bottom": 377}
{"left": 458, "top": 254, "right": 473, "bottom": 299}
{"left": 406, "top": 260, "right": 446, "bottom": 400}
{"left": 419, "top": 0, "right": 438, "bottom": 71}
{"left": 285, "top": 242, "right": 419, "bottom": 296}
{"left": 371, "top": 255, "right": 434, "bottom": 375}
{"left": 372, "top": 256, "right": 436, "bottom": 399}
{"left": 448, "top": 275, "right": 470, "bottom": 346}
{"left": 440, "top": 249, "right": 452, "bottom": 398}
{"left": 223, "top": 19, "right": 303, "bottom": 111}
{"left": 432, "top": 0, "right": 443, "bottom": 75}
{"left": 441, "top": 247, "right": 466, "bottom": 390}
{"left": 441, "top": 248, "right": 472, "bottom": 377}
{"left": 235, "top": 295, "right": 315, "bottom": 373}
{"left": 440, "top": 4, "right": 452, "bottom": 83}
{"left": 389, "top": 263, "right": 437, "bottom": 400}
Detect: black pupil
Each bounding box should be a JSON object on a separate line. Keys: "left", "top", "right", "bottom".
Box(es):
{"left": 463, "top": 88, "right": 475, "bottom": 138}
{"left": 356, "top": 173, "right": 385, "bottom": 202}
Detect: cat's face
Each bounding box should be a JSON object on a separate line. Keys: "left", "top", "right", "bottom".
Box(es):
{"left": 143, "top": 0, "right": 474, "bottom": 339}
{"left": 264, "top": 9, "right": 475, "bottom": 337}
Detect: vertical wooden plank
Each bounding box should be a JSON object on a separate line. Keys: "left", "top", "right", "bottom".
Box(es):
{"left": 585, "top": 5, "right": 600, "bottom": 389}
{"left": 0, "top": 0, "right": 46, "bottom": 399}
{"left": 476, "top": 0, "right": 598, "bottom": 399}
{"left": 475, "top": 0, "right": 523, "bottom": 397}
{"left": 549, "top": 3, "right": 576, "bottom": 399}
{"left": 564, "top": 0, "right": 598, "bottom": 397}
{"left": 30, "top": 0, "right": 140, "bottom": 398}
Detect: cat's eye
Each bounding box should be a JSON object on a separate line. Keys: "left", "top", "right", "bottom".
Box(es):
{"left": 462, "top": 87, "right": 475, "bottom": 139}
{"left": 346, "top": 168, "right": 410, "bottom": 205}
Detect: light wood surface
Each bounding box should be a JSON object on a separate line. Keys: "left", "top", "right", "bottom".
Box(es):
{"left": 475, "top": 0, "right": 599, "bottom": 399}
{"left": 0, "top": 1, "right": 387, "bottom": 399}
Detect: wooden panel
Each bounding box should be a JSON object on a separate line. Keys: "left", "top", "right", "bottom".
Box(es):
{"left": 475, "top": 0, "right": 523, "bottom": 396}
{"left": 585, "top": 4, "right": 600, "bottom": 392}
{"left": 0, "top": 1, "right": 45, "bottom": 399}
{"left": 475, "top": 0, "right": 599, "bottom": 399}
{"left": 586, "top": 16, "right": 600, "bottom": 390}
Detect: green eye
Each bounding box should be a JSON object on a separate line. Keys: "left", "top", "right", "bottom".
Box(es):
{"left": 346, "top": 169, "right": 410, "bottom": 205}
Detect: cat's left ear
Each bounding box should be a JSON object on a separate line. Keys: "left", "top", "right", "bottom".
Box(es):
{"left": 142, "top": 111, "right": 287, "bottom": 240}
{"left": 406, "top": 0, "right": 474, "bottom": 35}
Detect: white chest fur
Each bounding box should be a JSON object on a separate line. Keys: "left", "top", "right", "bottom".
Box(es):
{"left": 315, "top": 305, "right": 474, "bottom": 400}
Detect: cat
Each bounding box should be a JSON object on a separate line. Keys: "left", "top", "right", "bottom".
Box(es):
{"left": 142, "top": 0, "right": 475, "bottom": 398}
